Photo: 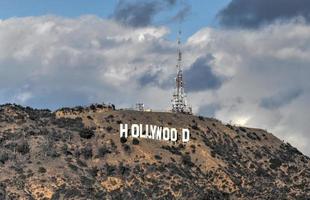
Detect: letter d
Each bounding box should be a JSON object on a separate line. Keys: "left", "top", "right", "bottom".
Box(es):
{"left": 182, "top": 128, "right": 190, "bottom": 142}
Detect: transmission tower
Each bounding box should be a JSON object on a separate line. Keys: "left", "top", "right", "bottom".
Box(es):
{"left": 171, "top": 29, "right": 192, "bottom": 114}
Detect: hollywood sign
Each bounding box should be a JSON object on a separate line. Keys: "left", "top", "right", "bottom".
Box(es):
{"left": 120, "top": 124, "right": 190, "bottom": 142}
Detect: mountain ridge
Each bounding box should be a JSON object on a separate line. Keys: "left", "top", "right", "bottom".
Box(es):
{"left": 0, "top": 103, "right": 309, "bottom": 199}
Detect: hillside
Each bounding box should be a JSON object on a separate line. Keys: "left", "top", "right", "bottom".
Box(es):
{"left": 0, "top": 103, "right": 309, "bottom": 200}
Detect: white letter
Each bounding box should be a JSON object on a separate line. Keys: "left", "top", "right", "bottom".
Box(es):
{"left": 146, "top": 124, "right": 149, "bottom": 137}
{"left": 163, "top": 127, "right": 170, "bottom": 141}
{"left": 131, "top": 124, "right": 140, "bottom": 138}
{"left": 140, "top": 124, "right": 147, "bottom": 138}
{"left": 150, "top": 125, "right": 157, "bottom": 139}
{"left": 155, "top": 127, "right": 162, "bottom": 140}
{"left": 171, "top": 128, "right": 178, "bottom": 142}
{"left": 120, "top": 124, "right": 128, "bottom": 138}
{"left": 182, "top": 128, "right": 190, "bottom": 142}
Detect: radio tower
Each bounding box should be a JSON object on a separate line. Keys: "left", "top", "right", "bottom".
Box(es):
{"left": 171, "top": 29, "right": 192, "bottom": 114}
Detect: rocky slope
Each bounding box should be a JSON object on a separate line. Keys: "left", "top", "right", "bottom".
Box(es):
{"left": 0, "top": 103, "right": 309, "bottom": 200}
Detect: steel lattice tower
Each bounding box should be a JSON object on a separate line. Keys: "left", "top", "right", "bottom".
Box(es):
{"left": 171, "top": 30, "right": 192, "bottom": 114}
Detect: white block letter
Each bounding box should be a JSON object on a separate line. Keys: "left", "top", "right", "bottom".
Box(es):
{"left": 120, "top": 124, "right": 128, "bottom": 138}
{"left": 150, "top": 125, "right": 157, "bottom": 139}
{"left": 182, "top": 128, "right": 190, "bottom": 142}
{"left": 140, "top": 124, "right": 147, "bottom": 138}
{"left": 163, "top": 127, "right": 170, "bottom": 141}
{"left": 171, "top": 128, "right": 178, "bottom": 142}
{"left": 155, "top": 127, "right": 162, "bottom": 140}
{"left": 131, "top": 124, "right": 140, "bottom": 138}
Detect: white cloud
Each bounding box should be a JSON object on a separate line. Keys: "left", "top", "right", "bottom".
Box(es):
{"left": 191, "top": 21, "right": 310, "bottom": 154}
{"left": 0, "top": 16, "right": 309, "bottom": 155}
{"left": 14, "top": 91, "right": 33, "bottom": 104}
{"left": 0, "top": 15, "right": 176, "bottom": 109}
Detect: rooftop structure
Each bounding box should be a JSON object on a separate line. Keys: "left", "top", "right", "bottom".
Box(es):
{"left": 136, "top": 103, "right": 145, "bottom": 111}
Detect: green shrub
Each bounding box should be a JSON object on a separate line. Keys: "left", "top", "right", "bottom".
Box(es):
{"left": 269, "top": 158, "right": 282, "bottom": 169}
{"left": 154, "top": 155, "right": 162, "bottom": 160}
{"left": 182, "top": 154, "right": 194, "bottom": 167}
{"left": 98, "top": 146, "right": 111, "bottom": 157}
{"left": 81, "top": 146, "right": 93, "bottom": 159}
{"left": 106, "top": 126, "right": 113, "bottom": 132}
{"left": 0, "top": 152, "right": 9, "bottom": 164}
{"left": 17, "top": 141, "right": 30, "bottom": 155}
{"left": 132, "top": 138, "right": 140, "bottom": 145}
{"left": 120, "top": 137, "right": 127, "bottom": 143}
{"left": 79, "top": 129, "right": 95, "bottom": 139}
{"left": 38, "top": 167, "right": 46, "bottom": 173}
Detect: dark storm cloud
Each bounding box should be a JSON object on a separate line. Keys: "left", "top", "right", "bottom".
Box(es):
{"left": 198, "top": 103, "right": 221, "bottom": 117}
{"left": 138, "top": 73, "right": 158, "bottom": 86}
{"left": 185, "top": 55, "right": 223, "bottom": 92}
{"left": 138, "top": 71, "right": 175, "bottom": 90}
{"left": 171, "top": 4, "right": 191, "bottom": 22}
{"left": 218, "top": 0, "right": 310, "bottom": 28}
{"left": 112, "top": 0, "right": 190, "bottom": 27}
{"left": 260, "top": 89, "right": 303, "bottom": 110}
{"left": 113, "top": 0, "right": 158, "bottom": 27}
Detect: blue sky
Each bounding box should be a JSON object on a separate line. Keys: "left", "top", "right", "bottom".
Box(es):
{"left": 0, "top": 0, "right": 115, "bottom": 18}
{"left": 0, "top": 0, "right": 230, "bottom": 39}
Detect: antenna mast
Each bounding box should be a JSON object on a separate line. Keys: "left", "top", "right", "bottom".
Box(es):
{"left": 171, "top": 27, "right": 192, "bottom": 114}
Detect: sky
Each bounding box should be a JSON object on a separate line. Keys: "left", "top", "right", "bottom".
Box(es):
{"left": 0, "top": 0, "right": 229, "bottom": 39}
{"left": 0, "top": 0, "right": 310, "bottom": 155}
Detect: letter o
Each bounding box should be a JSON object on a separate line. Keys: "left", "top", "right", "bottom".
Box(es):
{"left": 163, "top": 127, "right": 170, "bottom": 141}
{"left": 171, "top": 128, "right": 177, "bottom": 142}
{"left": 131, "top": 124, "right": 140, "bottom": 138}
